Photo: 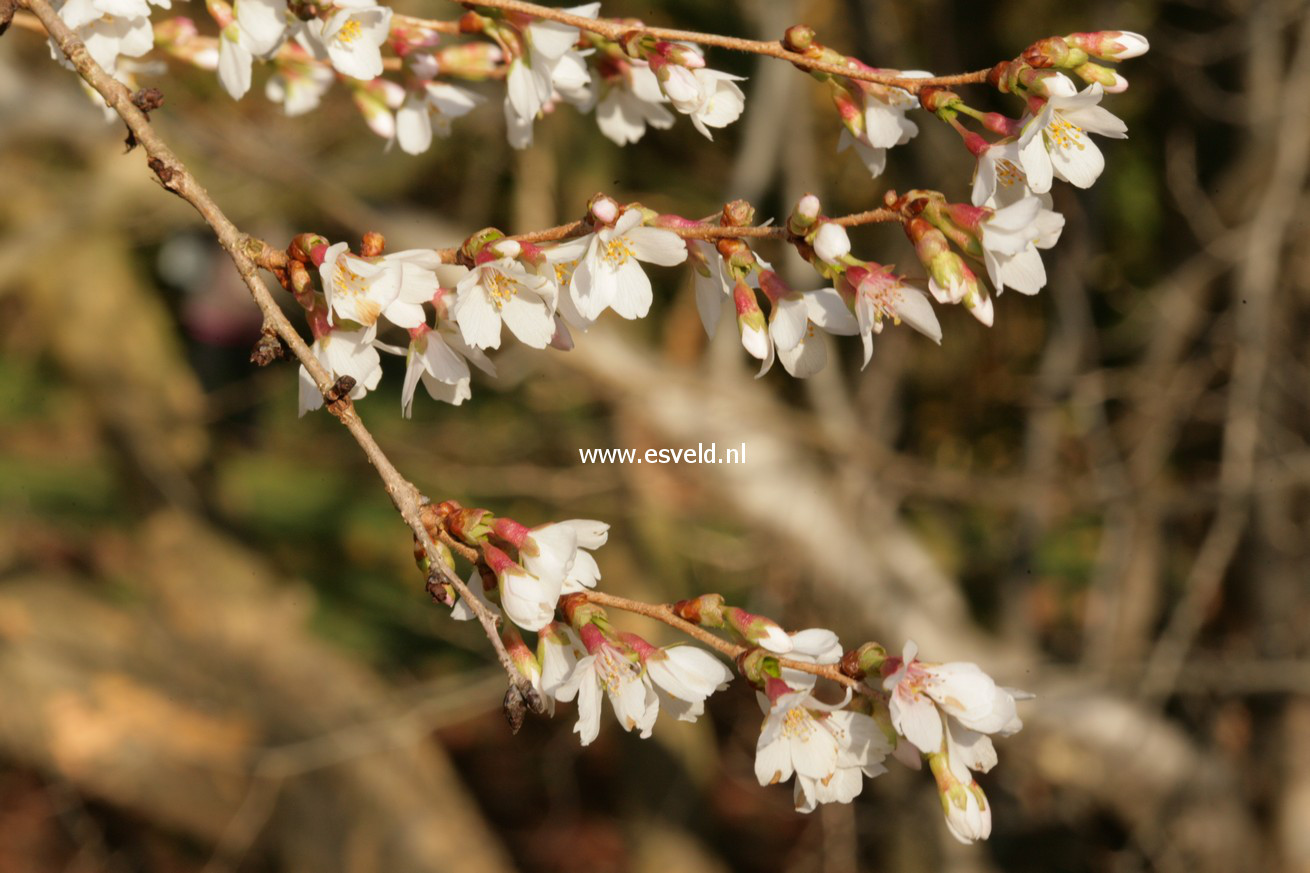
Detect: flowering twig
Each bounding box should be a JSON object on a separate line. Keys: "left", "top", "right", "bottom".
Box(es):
{"left": 578, "top": 590, "right": 861, "bottom": 690}
{"left": 446, "top": 0, "right": 988, "bottom": 92}
{"left": 427, "top": 207, "right": 902, "bottom": 264}
{"left": 16, "top": 0, "right": 541, "bottom": 705}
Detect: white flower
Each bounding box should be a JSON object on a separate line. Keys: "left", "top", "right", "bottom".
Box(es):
{"left": 378, "top": 324, "right": 494, "bottom": 414}
{"left": 971, "top": 138, "right": 1043, "bottom": 209}
{"left": 755, "top": 687, "right": 891, "bottom": 813}
{"left": 537, "top": 622, "right": 583, "bottom": 712}
{"left": 318, "top": 242, "right": 394, "bottom": 327}
{"left": 217, "top": 24, "right": 256, "bottom": 99}
{"left": 54, "top": 0, "right": 154, "bottom": 75}
{"left": 297, "top": 325, "right": 383, "bottom": 416}
{"left": 557, "top": 635, "right": 659, "bottom": 745}
{"left": 304, "top": 1, "right": 391, "bottom": 81}
{"left": 266, "top": 53, "right": 335, "bottom": 116}
{"left": 595, "top": 61, "right": 675, "bottom": 146}
{"left": 883, "top": 640, "right": 1024, "bottom": 784}
{"left": 235, "top": 0, "right": 288, "bottom": 55}
{"left": 450, "top": 569, "right": 500, "bottom": 622}
{"left": 683, "top": 67, "right": 746, "bottom": 140}
{"left": 842, "top": 266, "right": 941, "bottom": 367}
{"left": 776, "top": 627, "right": 844, "bottom": 690}
{"left": 452, "top": 255, "right": 557, "bottom": 350}
{"left": 836, "top": 75, "right": 928, "bottom": 177}
{"left": 557, "top": 519, "right": 608, "bottom": 593}
{"left": 979, "top": 197, "right": 1065, "bottom": 295}
{"left": 485, "top": 546, "right": 563, "bottom": 632}
{"left": 502, "top": 3, "right": 598, "bottom": 148}
{"left": 1017, "top": 83, "right": 1128, "bottom": 192}
{"left": 644, "top": 645, "right": 732, "bottom": 722}
{"left": 396, "top": 78, "right": 484, "bottom": 155}
{"left": 685, "top": 240, "right": 731, "bottom": 338}
{"left": 569, "top": 210, "right": 687, "bottom": 321}
{"left": 767, "top": 288, "right": 860, "bottom": 378}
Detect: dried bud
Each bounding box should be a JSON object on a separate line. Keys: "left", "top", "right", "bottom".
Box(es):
{"left": 360, "top": 231, "right": 385, "bottom": 257}
{"left": 673, "top": 593, "right": 726, "bottom": 627}
{"left": 721, "top": 199, "right": 755, "bottom": 227}
{"left": 503, "top": 685, "right": 527, "bottom": 734}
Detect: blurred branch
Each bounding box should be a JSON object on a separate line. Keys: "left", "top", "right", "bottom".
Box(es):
{"left": 20, "top": 0, "right": 538, "bottom": 707}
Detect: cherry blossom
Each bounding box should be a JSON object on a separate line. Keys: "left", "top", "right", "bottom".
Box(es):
{"left": 297, "top": 324, "right": 383, "bottom": 416}
{"left": 972, "top": 138, "right": 1042, "bottom": 209}
{"left": 303, "top": 0, "right": 391, "bottom": 82}
{"left": 265, "top": 50, "right": 335, "bottom": 117}
{"left": 836, "top": 73, "right": 929, "bottom": 177}
{"left": 379, "top": 323, "right": 494, "bottom": 414}
{"left": 395, "top": 57, "right": 484, "bottom": 154}
{"left": 568, "top": 209, "right": 687, "bottom": 321}
{"left": 639, "top": 643, "right": 732, "bottom": 722}
{"left": 503, "top": 3, "right": 599, "bottom": 148}
{"left": 882, "top": 640, "right": 1025, "bottom": 782}
{"left": 1018, "top": 83, "right": 1128, "bottom": 192}
{"left": 556, "top": 624, "right": 659, "bottom": 745}
{"left": 754, "top": 681, "right": 891, "bottom": 813}
{"left": 452, "top": 245, "right": 558, "bottom": 350}
{"left": 594, "top": 60, "right": 674, "bottom": 146}
{"left": 978, "top": 196, "right": 1065, "bottom": 295}
{"left": 482, "top": 543, "right": 562, "bottom": 632}
{"left": 839, "top": 265, "right": 941, "bottom": 367}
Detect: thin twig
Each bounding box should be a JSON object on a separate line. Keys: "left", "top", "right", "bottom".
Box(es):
{"left": 447, "top": 0, "right": 989, "bottom": 92}
{"left": 428, "top": 207, "right": 900, "bottom": 263}
{"left": 579, "top": 590, "right": 862, "bottom": 690}
{"left": 19, "top": 0, "right": 534, "bottom": 702}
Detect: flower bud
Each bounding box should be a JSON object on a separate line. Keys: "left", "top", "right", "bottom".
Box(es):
{"left": 1072, "top": 61, "right": 1128, "bottom": 93}
{"left": 788, "top": 193, "right": 823, "bottom": 236}
{"left": 733, "top": 281, "right": 769, "bottom": 361}
{"left": 360, "top": 231, "right": 385, "bottom": 257}
{"left": 673, "top": 593, "right": 726, "bottom": 627}
{"left": 433, "top": 41, "right": 503, "bottom": 80}
{"left": 811, "top": 222, "right": 851, "bottom": 266}
{"left": 1021, "top": 36, "right": 1088, "bottom": 70}
{"left": 459, "top": 227, "right": 506, "bottom": 263}
{"left": 1064, "top": 30, "right": 1150, "bottom": 61}
{"left": 929, "top": 753, "right": 993, "bottom": 843}
{"left": 724, "top": 606, "right": 792, "bottom": 653}
{"left": 781, "top": 24, "right": 815, "bottom": 53}
{"left": 721, "top": 199, "right": 755, "bottom": 228}
{"left": 587, "top": 193, "right": 621, "bottom": 226}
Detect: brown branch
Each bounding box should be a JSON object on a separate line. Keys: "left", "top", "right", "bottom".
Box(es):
{"left": 18, "top": 0, "right": 536, "bottom": 704}
{"left": 578, "top": 590, "right": 862, "bottom": 690}
{"left": 450, "top": 0, "right": 988, "bottom": 93}
{"left": 430, "top": 207, "right": 900, "bottom": 263}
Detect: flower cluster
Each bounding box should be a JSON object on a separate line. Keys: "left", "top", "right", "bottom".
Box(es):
{"left": 279, "top": 180, "right": 1090, "bottom": 416}
{"left": 424, "top": 503, "right": 1028, "bottom": 838}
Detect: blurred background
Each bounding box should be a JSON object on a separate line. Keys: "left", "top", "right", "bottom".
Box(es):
{"left": 3, "top": 0, "right": 1310, "bottom": 870}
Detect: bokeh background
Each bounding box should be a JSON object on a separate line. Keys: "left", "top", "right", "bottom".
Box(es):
{"left": 3, "top": 0, "right": 1310, "bottom": 870}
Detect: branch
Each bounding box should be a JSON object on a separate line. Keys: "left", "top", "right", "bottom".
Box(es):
{"left": 579, "top": 590, "right": 862, "bottom": 690}
{"left": 449, "top": 0, "right": 989, "bottom": 92}
{"left": 427, "top": 207, "right": 901, "bottom": 264}
{"left": 18, "top": 0, "right": 538, "bottom": 704}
